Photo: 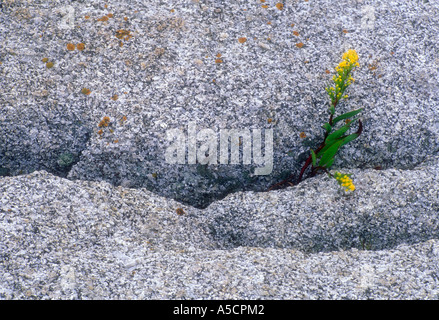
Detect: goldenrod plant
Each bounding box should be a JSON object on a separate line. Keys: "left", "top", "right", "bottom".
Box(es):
{"left": 333, "top": 171, "right": 356, "bottom": 192}
{"left": 270, "top": 49, "right": 363, "bottom": 191}
{"left": 301, "top": 49, "right": 363, "bottom": 191}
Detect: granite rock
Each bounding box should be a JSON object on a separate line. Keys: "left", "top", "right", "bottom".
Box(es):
{"left": 1, "top": 0, "right": 439, "bottom": 300}
{"left": 1, "top": 0, "right": 438, "bottom": 207}
{"left": 1, "top": 156, "right": 439, "bottom": 299}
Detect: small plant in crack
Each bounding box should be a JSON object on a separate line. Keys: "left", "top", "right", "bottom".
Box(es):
{"left": 270, "top": 49, "right": 363, "bottom": 191}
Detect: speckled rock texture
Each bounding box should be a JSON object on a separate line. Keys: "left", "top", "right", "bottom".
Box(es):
{"left": 1, "top": 156, "right": 439, "bottom": 299}
{"left": 1, "top": 0, "right": 438, "bottom": 207}
{"left": 1, "top": 0, "right": 439, "bottom": 299}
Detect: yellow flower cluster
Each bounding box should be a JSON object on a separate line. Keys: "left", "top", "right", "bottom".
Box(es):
{"left": 341, "top": 49, "right": 360, "bottom": 68}
{"left": 326, "top": 49, "right": 359, "bottom": 104}
{"left": 336, "top": 50, "right": 359, "bottom": 82}
{"left": 334, "top": 172, "right": 356, "bottom": 192}
{"left": 326, "top": 49, "right": 360, "bottom": 106}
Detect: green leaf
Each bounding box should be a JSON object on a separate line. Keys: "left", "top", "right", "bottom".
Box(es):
{"left": 325, "top": 158, "right": 335, "bottom": 168}
{"left": 325, "top": 124, "right": 350, "bottom": 144}
{"left": 316, "top": 138, "right": 342, "bottom": 158}
{"left": 325, "top": 116, "right": 360, "bottom": 144}
{"left": 322, "top": 122, "right": 332, "bottom": 134}
{"left": 332, "top": 108, "right": 363, "bottom": 126}
{"left": 311, "top": 149, "right": 317, "bottom": 167}
{"left": 319, "top": 140, "right": 343, "bottom": 167}
{"left": 340, "top": 133, "right": 360, "bottom": 146}
{"left": 329, "top": 105, "right": 335, "bottom": 115}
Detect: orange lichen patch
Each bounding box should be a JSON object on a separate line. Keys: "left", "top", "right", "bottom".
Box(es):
{"left": 46, "top": 61, "right": 54, "bottom": 68}
{"left": 76, "top": 43, "right": 85, "bottom": 51}
{"left": 325, "top": 69, "right": 330, "bottom": 74}
{"left": 212, "top": 79, "right": 216, "bottom": 83}
{"left": 85, "top": 15, "right": 90, "bottom": 19}
{"left": 97, "top": 16, "right": 109, "bottom": 22}
{"left": 345, "top": 119, "right": 352, "bottom": 125}
{"left": 104, "top": 4, "right": 108, "bottom": 9}
{"left": 215, "top": 59, "right": 223, "bottom": 64}
{"left": 238, "top": 37, "right": 247, "bottom": 43}
{"left": 267, "top": 21, "right": 271, "bottom": 25}
{"left": 267, "top": 37, "right": 271, "bottom": 41}
{"left": 342, "top": 29, "right": 348, "bottom": 34}
{"left": 267, "top": 118, "right": 273, "bottom": 124}
{"left": 113, "top": 139, "right": 119, "bottom": 143}
{"left": 293, "top": 30, "right": 299, "bottom": 36}
{"left": 261, "top": 5, "right": 269, "bottom": 8}
{"left": 291, "top": 23, "right": 295, "bottom": 27}
{"left": 170, "top": 9, "right": 175, "bottom": 13}
{"left": 260, "top": 0, "right": 266, "bottom": 2}
{"left": 299, "top": 132, "right": 306, "bottom": 138}
{"left": 97, "top": 129, "right": 103, "bottom": 135}
{"left": 81, "top": 88, "right": 91, "bottom": 95}
{"left": 176, "top": 208, "right": 185, "bottom": 216}
{"left": 66, "top": 43, "right": 75, "bottom": 51}
{"left": 119, "top": 41, "right": 124, "bottom": 47}
{"left": 276, "top": 3, "right": 284, "bottom": 10}
{"left": 42, "top": 57, "right": 48, "bottom": 62}
{"left": 121, "top": 115, "right": 127, "bottom": 121}
{"left": 296, "top": 42, "right": 304, "bottom": 48}
{"left": 216, "top": 53, "right": 222, "bottom": 58}
{"left": 368, "top": 62, "right": 378, "bottom": 71}
{"left": 154, "top": 47, "right": 165, "bottom": 56}
{"left": 98, "top": 116, "right": 111, "bottom": 127}
{"left": 107, "top": 13, "right": 113, "bottom": 18}
{"left": 115, "top": 29, "right": 132, "bottom": 40}
{"left": 124, "top": 17, "right": 128, "bottom": 21}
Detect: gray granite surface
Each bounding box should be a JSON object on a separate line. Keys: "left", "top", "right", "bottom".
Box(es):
{"left": 1, "top": 161, "right": 439, "bottom": 299}
{"left": 1, "top": 0, "right": 438, "bottom": 206}
{"left": 1, "top": 0, "right": 439, "bottom": 299}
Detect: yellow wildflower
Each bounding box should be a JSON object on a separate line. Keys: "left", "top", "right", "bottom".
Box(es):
{"left": 342, "top": 49, "right": 359, "bottom": 66}
{"left": 334, "top": 172, "right": 356, "bottom": 192}
{"left": 326, "top": 49, "right": 360, "bottom": 104}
